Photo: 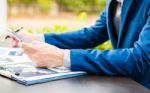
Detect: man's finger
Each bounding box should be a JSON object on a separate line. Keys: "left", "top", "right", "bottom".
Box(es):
{"left": 5, "top": 32, "right": 16, "bottom": 40}
{"left": 11, "top": 39, "right": 19, "bottom": 48}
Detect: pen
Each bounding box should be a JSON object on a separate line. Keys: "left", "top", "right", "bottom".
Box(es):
{"left": 5, "top": 27, "right": 23, "bottom": 42}
{"left": 14, "top": 27, "right": 23, "bottom": 33}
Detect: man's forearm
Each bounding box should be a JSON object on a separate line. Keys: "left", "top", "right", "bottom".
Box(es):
{"left": 42, "top": 34, "right": 71, "bottom": 68}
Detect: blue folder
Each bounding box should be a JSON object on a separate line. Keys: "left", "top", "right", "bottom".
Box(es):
{"left": 0, "top": 62, "right": 86, "bottom": 85}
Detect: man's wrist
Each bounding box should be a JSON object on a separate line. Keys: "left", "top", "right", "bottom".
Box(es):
{"left": 29, "top": 34, "right": 44, "bottom": 42}
{"left": 34, "top": 34, "right": 44, "bottom": 42}
{"left": 57, "top": 49, "right": 65, "bottom": 67}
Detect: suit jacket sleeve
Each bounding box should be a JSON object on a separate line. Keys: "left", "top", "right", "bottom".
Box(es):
{"left": 44, "top": 11, "right": 108, "bottom": 49}
{"left": 70, "top": 14, "right": 150, "bottom": 81}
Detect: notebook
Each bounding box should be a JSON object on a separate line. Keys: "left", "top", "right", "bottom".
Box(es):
{"left": 0, "top": 47, "right": 86, "bottom": 85}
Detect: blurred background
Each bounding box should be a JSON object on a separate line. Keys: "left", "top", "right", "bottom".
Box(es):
{"left": 8, "top": 0, "right": 106, "bottom": 32}
{"left": 1, "top": 0, "right": 112, "bottom": 49}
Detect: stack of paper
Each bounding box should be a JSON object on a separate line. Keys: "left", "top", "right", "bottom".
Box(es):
{"left": 0, "top": 47, "right": 86, "bottom": 85}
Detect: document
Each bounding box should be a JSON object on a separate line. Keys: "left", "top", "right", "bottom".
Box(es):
{"left": 0, "top": 47, "right": 86, "bottom": 85}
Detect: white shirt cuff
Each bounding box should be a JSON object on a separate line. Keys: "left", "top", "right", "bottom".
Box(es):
{"left": 42, "top": 34, "right": 45, "bottom": 42}
{"left": 63, "top": 50, "right": 71, "bottom": 68}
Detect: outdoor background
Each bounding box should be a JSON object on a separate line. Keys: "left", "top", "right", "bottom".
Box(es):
{"left": 7, "top": 0, "right": 112, "bottom": 50}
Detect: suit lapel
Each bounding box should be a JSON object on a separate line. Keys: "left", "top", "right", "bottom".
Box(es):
{"left": 117, "top": 0, "right": 134, "bottom": 47}
{"left": 107, "top": 0, "right": 118, "bottom": 48}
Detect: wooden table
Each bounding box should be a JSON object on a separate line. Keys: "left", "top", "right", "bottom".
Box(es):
{"left": 0, "top": 75, "right": 149, "bottom": 93}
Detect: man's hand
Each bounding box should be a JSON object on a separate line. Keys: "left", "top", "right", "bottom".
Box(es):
{"left": 5, "top": 31, "right": 43, "bottom": 48}
{"left": 21, "top": 41, "right": 64, "bottom": 68}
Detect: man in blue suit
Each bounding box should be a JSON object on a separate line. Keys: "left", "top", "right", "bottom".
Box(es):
{"left": 7, "top": 0, "right": 150, "bottom": 89}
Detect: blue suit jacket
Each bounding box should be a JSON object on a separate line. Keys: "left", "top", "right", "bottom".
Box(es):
{"left": 44, "top": 0, "right": 150, "bottom": 89}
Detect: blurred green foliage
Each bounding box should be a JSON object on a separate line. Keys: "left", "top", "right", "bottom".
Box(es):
{"left": 77, "top": 12, "right": 88, "bottom": 21}
{"left": 27, "top": 25, "right": 68, "bottom": 34}
{"left": 56, "top": 0, "right": 106, "bottom": 13}
{"left": 8, "top": 0, "right": 106, "bottom": 13}
{"left": 37, "top": 0, "right": 52, "bottom": 13}
{"left": 8, "top": 0, "right": 35, "bottom": 5}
